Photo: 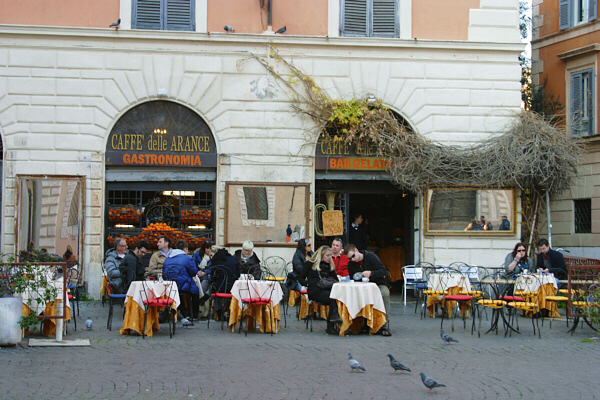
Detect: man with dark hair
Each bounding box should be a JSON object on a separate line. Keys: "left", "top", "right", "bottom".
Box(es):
{"left": 120, "top": 240, "right": 149, "bottom": 289}
{"left": 145, "top": 236, "right": 172, "bottom": 279}
{"left": 343, "top": 243, "right": 392, "bottom": 336}
{"left": 348, "top": 213, "right": 368, "bottom": 251}
{"left": 535, "top": 238, "right": 567, "bottom": 280}
{"left": 331, "top": 237, "right": 349, "bottom": 276}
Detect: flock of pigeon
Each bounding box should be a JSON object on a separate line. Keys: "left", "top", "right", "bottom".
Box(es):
{"left": 346, "top": 329, "right": 459, "bottom": 393}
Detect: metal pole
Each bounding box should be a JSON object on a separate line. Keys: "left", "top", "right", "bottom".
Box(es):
{"left": 268, "top": 0, "right": 272, "bottom": 31}
{"left": 546, "top": 192, "right": 552, "bottom": 248}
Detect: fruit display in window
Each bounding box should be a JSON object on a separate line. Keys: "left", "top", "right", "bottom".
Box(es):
{"left": 109, "top": 207, "right": 141, "bottom": 223}
{"left": 181, "top": 208, "right": 211, "bottom": 223}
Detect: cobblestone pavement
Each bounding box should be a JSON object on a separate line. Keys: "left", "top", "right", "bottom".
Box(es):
{"left": 1, "top": 296, "right": 598, "bottom": 400}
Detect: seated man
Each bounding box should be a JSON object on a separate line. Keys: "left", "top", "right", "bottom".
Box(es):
{"left": 104, "top": 237, "right": 129, "bottom": 293}
{"left": 145, "top": 236, "right": 172, "bottom": 279}
{"left": 234, "top": 240, "right": 261, "bottom": 279}
{"left": 343, "top": 243, "right": 392, "bottom": 336}
{"left": 536, "top": 238, "right": 567, "bottom": 282}
{"left": 163, "top": 240, "right": 203, "bottom": 319}
{"left": 120, "top": 240, "right": 150, "bottom": 287}
{"left": 331, "top": 237, "right": 349, "bottom": 277}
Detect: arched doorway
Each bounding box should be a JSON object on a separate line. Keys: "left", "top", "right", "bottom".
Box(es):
{"left": 314, "top": 110, "right": 415, "bottom": 292}
{"left": 104, "top": 101, "right": 217, "bottom": 253}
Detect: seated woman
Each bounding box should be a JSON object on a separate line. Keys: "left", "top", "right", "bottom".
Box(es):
{"left": 503, "top": 242, "right": 533, "bottom": 277}
{"left": 298, "top": 245, "right": 342, "bottom": 335}
{"left": 234, "top": 240, "right": 261, "bottom": 278}
{"left": 287, "top": 239, "right": 314, "bottom": 291}
{"left": 163, "top": 240, "right": 203, "bottom": 319}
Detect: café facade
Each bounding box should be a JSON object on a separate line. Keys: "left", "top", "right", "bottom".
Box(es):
{"left": 0, "top": 3, "right": 524, "bottom": 295}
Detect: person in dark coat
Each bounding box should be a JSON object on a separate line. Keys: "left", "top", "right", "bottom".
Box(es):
{"left": 287, "top": 238, "right": 314, "bottom": 291}
{"left": 535, "top": 238, "right": 567, "bottom": 280}
{"left": 348, "top": 213, "right": 368, "bottom": 251}
{"left": 298, "top": 245, "right": 342, "bottom": 335}
{"left": 234, "top": 240, "right": 261, "bottom": 279}
{"left": 120, "top": 240, "right": 150, "bottom": 291}
{"left": 207, "top": 246, "right": 240, "bottom": 318}
{"left": 343, "top": 243, "right": 391, "bottom": 336}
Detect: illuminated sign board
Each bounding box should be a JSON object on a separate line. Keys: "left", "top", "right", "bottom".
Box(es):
{"left": 315, "top": 136, "right": 388, "bottom": 171}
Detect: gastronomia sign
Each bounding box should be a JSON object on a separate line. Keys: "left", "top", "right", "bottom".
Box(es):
{"left": 106, "top": 101, "right": 217, "bottom": 168}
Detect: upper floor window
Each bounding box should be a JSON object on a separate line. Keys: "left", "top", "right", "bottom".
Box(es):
{"left": 132, "top": 0, "right": 195, "bottom": 31}
{"left": 560, "top": 0, "right": 597, "bottom": 30}
{"left": 570, "top": 69, "right": 595, "bottom": 136}
{"left": 340, "top": 0, "right": 398, "bottom": 38}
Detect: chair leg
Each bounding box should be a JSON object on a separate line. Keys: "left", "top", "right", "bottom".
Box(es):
{"left": 107, "top": 299, "right": 113, "bottom": 331}
{"left": 207, "top": 297, "right": 212, "bottom": 329}
{"left": 142, "top": 310, "right": 148, "bottom": 339}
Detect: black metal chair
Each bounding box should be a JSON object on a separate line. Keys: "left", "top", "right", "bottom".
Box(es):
{"left": 140, "top": 279, "right": 177, "bottom": 338}
{"left": 206, "top": 265, "right": 234, "bottom": 330}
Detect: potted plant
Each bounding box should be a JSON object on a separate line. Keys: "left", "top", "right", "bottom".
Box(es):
{"left": 0, "top": 255, "right": 59, "bottom": 345}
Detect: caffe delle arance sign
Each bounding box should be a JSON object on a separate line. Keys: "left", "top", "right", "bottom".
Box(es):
{"left": 315, "top": 136, "right": 388, "bottom": 171}
{"left": 105, "top": 101, "right": 217, "bottom": 168}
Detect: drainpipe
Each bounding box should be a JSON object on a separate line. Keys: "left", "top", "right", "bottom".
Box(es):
{"left": 268, "top": 0, "right": 272, "bottom": 31}
{"left": 546, "top": 192, "right": 552, "bottom": 247}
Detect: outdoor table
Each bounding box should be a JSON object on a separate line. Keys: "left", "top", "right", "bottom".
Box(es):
{"left": 21, "top": 275, "right": 71, "bottom": 336}
{"left": 426, "top": 272, "right": 471, "bottom": 317}
{"left": 119, "top": 281, "right": 180, "bottom": 337}
{"left": 515, "top": 273, "right": 559, "bottom": 318}
{"left": 329, "top": 282, "right": 386, "bottom": 337}
{"left": 228, "top": 279, "right": 283, "bottom": 334}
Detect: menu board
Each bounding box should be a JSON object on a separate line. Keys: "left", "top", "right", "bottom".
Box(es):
{"left": 322, "top": 210, "right": 344, "bottom": 236}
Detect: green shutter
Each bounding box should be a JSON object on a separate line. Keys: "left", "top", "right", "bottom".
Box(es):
{"left": 166, "top": 0, "right": 195, "bottom": 31}
{"left": 134, "top": 0, "right": 162, "bottom": 30}
{"left": 372, "top": 0, "right": 396, "bottom": 37}
{"left": 341, "top": 0, "right": 368, "bottom": 37}
{"left": 589, "top": 0, "right": 597, "bottom": 21}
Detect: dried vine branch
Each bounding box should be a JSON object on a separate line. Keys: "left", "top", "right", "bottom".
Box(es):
{"left": 251, "top": 46, "right": 584, "bottom": 198}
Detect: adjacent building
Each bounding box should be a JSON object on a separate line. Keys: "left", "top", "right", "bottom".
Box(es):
{"left": 532, "top": 0, "right": 600, "bottom": 258}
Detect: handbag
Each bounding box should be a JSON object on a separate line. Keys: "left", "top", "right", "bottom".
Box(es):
{"left": 317, "top": 277, "right": 336, "bottom": 290}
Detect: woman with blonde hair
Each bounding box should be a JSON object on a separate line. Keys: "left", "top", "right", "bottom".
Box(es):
{"left": 298, "top": 245, "right": 342, "bottom": 335}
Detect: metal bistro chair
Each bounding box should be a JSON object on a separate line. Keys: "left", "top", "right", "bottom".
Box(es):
{"left": 438, "top": 268, "right": 473, "bottom": 332}
{"left": 206, "top": 265, "right": 234, "bottom": 330}
{"left": 262, "top": 260, "right": 288, "bottom": 328}
{"left": 475, "top": 271, "right": 508, "bottom": 337}
{"left": 402, "top": 265, "right": 426, "bottom": 309}
{"left": 506, "top": 273, "right": 543, "bottom": 338}
{"left": 238, "top": 268, "right": 279, "bottom": 336}
{"left": 140, "top": 279, "right": 177, "bottom": 339}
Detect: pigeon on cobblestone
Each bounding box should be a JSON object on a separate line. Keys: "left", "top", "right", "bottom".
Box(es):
{"left": 420, "top": 372, "right": 446, "bottom": 392}
{"left": 181, "top": 317, "right": 193, "bottom": 327}
{"left": 348, "top": 353, "right": 366, "bottom": 372}
{"left": 387, "top": 354, "right": 411, "bottom": 373}
{"left": 85, "top": 316, "right": 93, "bottom": 330}
{"left": 440, "top": 329, "right": 458, "bottom": 345}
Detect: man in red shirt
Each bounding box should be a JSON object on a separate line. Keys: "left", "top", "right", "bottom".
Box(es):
{"left": 331, "top": 238, "right": 349, "bottom": 276}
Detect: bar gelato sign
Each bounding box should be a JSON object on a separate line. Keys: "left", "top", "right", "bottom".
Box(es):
{"left": 106, "top": 101, "right": 217, "bottom": 168}
{"left": 315, "top": 135, "right": 388, "bottom": 171}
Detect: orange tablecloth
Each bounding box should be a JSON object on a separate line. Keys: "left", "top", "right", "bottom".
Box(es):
{"left": 228, "top": 279, "right": 283, "bottom": 333}
{"left": 427, "top": 286, "right": 471, "bottom": 318}
{"left": 119, "top": 281, "right": 179, "bottom": 337}
{"left": 228, "top": 297, "right": 281, "bottom": 333}
{"left": 337, "top": 301, "right": 386, "bottom": 336}
{"left": 330, "top": 282, "right": 386, "bottom": 337}
{"left": 22, "top": 300, "right": 71, "bottom": 336}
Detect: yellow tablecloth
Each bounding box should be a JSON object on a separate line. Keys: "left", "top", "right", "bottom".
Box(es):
{"left": 22, "top": 300, "right": 71, "bottom": 336}
{"left": 330, "top": 282, "right": 386, "bottom": 337}
{"left": 515, "top": 274, "right": 560, "bottom": 318}
{"left": 228, "top": 279, "right": 283, "bottom": 333}
{"left": 426, "top": 273, "right": 471, "bottom": 318}
{"left": 228, "top": 297, "right": 281, "bottom": 333}
{"left": 119, "top": 281, "right": 179, "bottom": 337}
{"left": 337, "top": 302, "right": 386, "bottom": 336}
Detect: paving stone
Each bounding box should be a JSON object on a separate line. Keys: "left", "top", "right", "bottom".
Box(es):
{"left": 0, "top": 296, "right": 597, "bottom": 399}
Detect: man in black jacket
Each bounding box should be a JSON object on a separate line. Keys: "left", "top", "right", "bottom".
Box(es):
{"left": 120, "top": 240, "right": 150, "bottom": 290}
{"left": 348, "top": 214, "right": 368, "bottom": 251}
{"left": 343, "top": 244, "right": 392, "bottom": 336}
{"left": 535, "top": 238, "right": 567, "bottom": 280}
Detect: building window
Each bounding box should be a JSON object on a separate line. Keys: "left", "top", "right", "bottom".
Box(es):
{"left": 340, "top": 0, "right": 398, "bottom": 38}
{"left": 570, "top": 69, "right": 595, "bottom": 136}
{"left": 243, "top": 187, "right": 269, "bottom": 220}
{"left": 574, "top": 199, "right": 592, "bottom": 233}
{"left": 132, "top": 0, "right": 195, "bottom": 31}
{"left": 560, "top": 0, "right": 597, "bottom": 30}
